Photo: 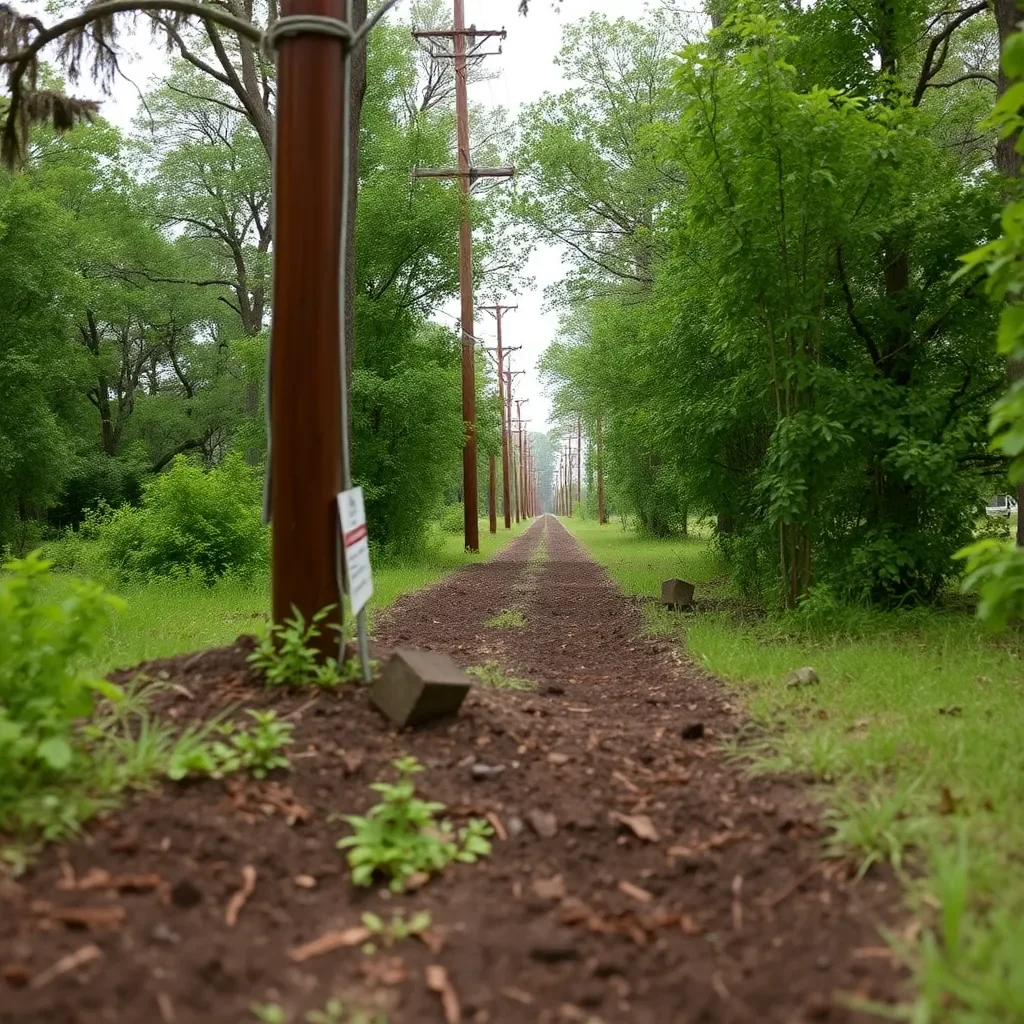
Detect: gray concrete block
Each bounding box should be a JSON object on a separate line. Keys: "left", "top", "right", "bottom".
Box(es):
{"left": 661, "top": 578, "right": 695, "bottom": 610}
{"left": 371, "top": 648, "right": 472, "bottom": 727}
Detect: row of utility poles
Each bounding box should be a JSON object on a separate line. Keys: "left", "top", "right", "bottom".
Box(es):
{"left": 413, "top": 0, "right": 536, "bottom": 551}
{"left": 555, "top": 415, "right": 607, "bottom": 523}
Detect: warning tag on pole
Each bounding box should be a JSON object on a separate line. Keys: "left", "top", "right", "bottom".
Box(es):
{"left": 337, "top": 487, "right": 373, "bottom": 616}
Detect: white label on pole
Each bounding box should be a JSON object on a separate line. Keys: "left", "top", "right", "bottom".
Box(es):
{"left": 337, "top": 487, "right": 373, "bottom": 616}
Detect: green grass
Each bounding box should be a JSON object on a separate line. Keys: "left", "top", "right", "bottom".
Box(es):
{"left": 467, "top": 660, "right": 535, "bottom": 691}
{"left": 39, "top": 519, "right": 528, "bottom": 677}
{"left": 484, "top": 608, "right": 526, "bottom": 628}
{"left": 567, "top": 517, "right": 1024, "bottom": 1024}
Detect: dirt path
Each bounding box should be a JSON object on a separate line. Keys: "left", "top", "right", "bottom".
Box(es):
{"left": 1, "top": 516, "right": 905, "bottom": 1023}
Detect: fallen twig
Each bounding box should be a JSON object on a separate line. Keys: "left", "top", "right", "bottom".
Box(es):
{"left": 30, "top": 944, "right": 101, "bottom": 989}
{"left": 225, "top": 865, "right": 256, "bottom": 927}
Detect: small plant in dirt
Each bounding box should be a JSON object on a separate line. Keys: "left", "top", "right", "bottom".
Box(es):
{"left": 250, "top": 1000, "right": 388, "bottom": 1024}
{"left": 467, "top": 660, "right": 534, "bottom": 691}
{"left": 306, "top": 998, "right": 389, "bottom": 1024}
{"left": 360, "top": 909, "right": 432, "bottom": 953}
{"left": 0, "top": 551, "right": 125, "bottom": 838}
{"left": 337, "top": 756, "right": 493, "bottom": 892}
{"left": 167, "top": 710, "right": 293, "bottom": 781}
{"left": 250, "top": 1004, "right": 287, "bottom": 1024}
{"left": 484, "top": 607, "right": 526, "bottom": 628}
{"left": 216, "top": 710, "right": 295, "bottom": 779}
{"left": 248, "top": 606, "right": 350, "bottom": 687}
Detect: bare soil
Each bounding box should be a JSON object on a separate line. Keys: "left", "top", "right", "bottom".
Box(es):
{"left": 0, "top": 516, "right": 907, "bottom": 1023}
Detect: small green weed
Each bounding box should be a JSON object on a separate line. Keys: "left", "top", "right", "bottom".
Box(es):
{"left": 168, "top": 710, "right": 293, "bottom": 781}
{"left": 484, "top": 608, "right": 526, "bottom": 628}
{"left": 248, "top": 606, "right": 348, "bottom": 687}
{"left": 337, "top": 756, "right": 493, "bottom": 892}
{"left": 0, "top": 552, "right": 125, "bottom": 841}
{"left": 250, "top": 1004, "right": 287, "bottom": 1024}
{"left": 467, "top": 660, "right": 534, "bottom": 691}
{"left": 360, "top": 909, "right": 432, "bottom": 953}
{"left": 251, "top": 997, "right": 390, "bottom": 1024}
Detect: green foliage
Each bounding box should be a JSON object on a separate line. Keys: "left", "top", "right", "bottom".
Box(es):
{"left": 438, "top": 504, "right": 465, "bottom": 534}
{"left": 247, "top": 606, "right": 350, "bottom": 688}
{"left": 532, "top": 6, "right": 1003, "bottom": 608}
{"left": 337, "top": 756, "right": 493, "bottom": 892}
{"left": 250, "top": 1000, "right": 389, "bottom": 1024}
{"left": 166, "top": 710, "right": 293, "bottom": 781}
{"left": 94, "top": 455, "right": 267, "bottom": 584}
{"left": 360, "top": 909, "right": 432, "bottom": 953}
{"left": 0, "top": 552, "right": 124, "bottom": 833}
{"left": 956, "top": 29, "right": 1024, "bottom": 630}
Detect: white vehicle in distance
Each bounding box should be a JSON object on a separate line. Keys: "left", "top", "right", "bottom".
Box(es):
{"left": 986, "top": 494, "right": 1019, "bottom": 518}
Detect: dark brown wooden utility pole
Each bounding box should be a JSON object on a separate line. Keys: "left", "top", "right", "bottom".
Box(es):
{"left": 596, "top": 413, "right": 607, "bottom": 524}
{"left": 269, "top": 0, "right": 346, "bottom": 653}
{"left": 515, "top": 400, "right": 529, "bottom": 518}
{"left": 481, "top": 304, "right": 517, "bottom": 529}
{"left": 488, "top": 453, "right": 497, "bottom": 533}
{"left": 577, "top": 414, "right": 582, "bottom": 504}
{"left": 412, "top": 8, "right": 513, "bottom": 553}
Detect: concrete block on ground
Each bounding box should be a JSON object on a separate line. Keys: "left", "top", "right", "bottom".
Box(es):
{"left": 661, "top": 578, "right": 695, "bottom": 611}
{"left": 371, "top": 648, "right": 472, "bottom": 727}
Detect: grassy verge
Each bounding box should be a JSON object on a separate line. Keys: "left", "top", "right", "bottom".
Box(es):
{"left": 566, "top": 516, "right": 1024, "bottom": 1023}
{"left": 38, "top": 519, "right": 528, "bottom": 677}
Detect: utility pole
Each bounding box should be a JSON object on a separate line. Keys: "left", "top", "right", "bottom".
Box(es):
{"left": 506, "top": 367, "right": 524, "bottom": 521}
{"left": 488, "top": 452, "right": 497, "bottom": 534}
{"left": 597, "top": 413, "right": 607, "bottom": 524}
{"left": 577, "top": 415, "right": 582, "bottom": 504}
{"left": 269, "top": 0, "right": 347, "bottom": 655}
{"left": 515, "top": 400, "right": 529, "bottom": 519}
{"left": 481, "top": 304, "right": 517, "bottom": 529}
{"left": 565, "top": 435, "right": 574, "bottom": 518}
{"left": 412, "top": 7, "right": 513, "bottom": 553}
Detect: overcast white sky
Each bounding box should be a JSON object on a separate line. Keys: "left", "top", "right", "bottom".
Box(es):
{"left": 73, "top": 0, "right": 655, "bottom": 429}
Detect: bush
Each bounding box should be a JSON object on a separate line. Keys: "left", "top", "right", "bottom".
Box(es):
{"left": 95, "top": 455, "right": 267, "bottom": 583}
{"left": 0, "top": 551, "right": 124, "bottom": 835}
{"left": 439, "top": 504, "right": 464, "bottom": 534}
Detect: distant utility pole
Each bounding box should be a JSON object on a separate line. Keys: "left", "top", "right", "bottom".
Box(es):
{"left": 577, "top": 415, "right": 582, "bottom": 504}
{"left": 507, "top": 368, "right": 524, "bottom": 521}
{"left": 488, "top": 452, "right": 497, "bottom": 534}
{"left": 481, "top": 304, "right": 517, "bottom": 530}
{"left": 515, "top": 399, "right": 529, "bottom": 518}
{"left": 596, "top": 413, "right": 607, "bottom": 524}
{"left": 565, "top": 435, "right": 575, "bottom": 518}
{"left": 412, "top": 4, "right": 513, "bottom": 553}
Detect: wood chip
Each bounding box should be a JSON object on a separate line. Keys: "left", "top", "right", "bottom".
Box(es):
{"left": 417, "top": 928, "right": 446, "bottom": 956}
{"left": 225, "top": 865, "right": 256, "bottom": 927}
{"left": 30, "top": 944, "right": 101, "bottom": 989}
{"left": 731, "top": 874, "right": 743, "bottom": 931}
{"left": 1, "top": 964, "right": 30, "bottom": 988}
{"left": 532, "top": 875, "right": 566, "bottom": 901}
{"left": 156, "top": 992, "right": 176, "bottom": 1023}
{"left": 618, "top": 880, "right": 653, "bottom": 903}
{"left": 293, "top": 875, "right": 317, "bottom": 889}
{"left": 486, "top": 811, "right": 508, "bottom": 842}
{"left": 48, "top": 905, "right": 126, "bottom": 930}
{"left": 611, "top": 771, "right": 640, "bottom": 794}
{"left": 610, "top": 812, "right": 660, "bottom": 843}
{"left": 360, "top": 956, "right": 406, "bottom": 986}
{"left": 853, "top": 946, "right": 897, "bottom": 961}
{"left": 289, "top": 927, "right": 371, "bottom": 963}
{"left": 58, "top": 869, "right": 164, "bottom": 894}
{"left": 501, "top": 986, "right": 535, "bottom": 1006}
{"left": 426, "top": 964, "right": 461, "bottom": 1024}
{"left": 547, "top": 753, "right": 570, "bottom": 766}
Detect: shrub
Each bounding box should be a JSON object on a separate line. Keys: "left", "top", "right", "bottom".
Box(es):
{"left": 438, "top": 504, "right": 464, "bottom": 534}
{"left": 95, "top": 455, "right": 267, "bottom": 583}
{"left": 0, "top": 551, "right": 124, "bottom": 835}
